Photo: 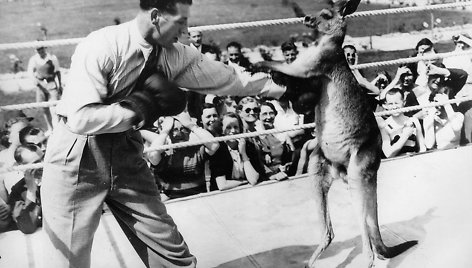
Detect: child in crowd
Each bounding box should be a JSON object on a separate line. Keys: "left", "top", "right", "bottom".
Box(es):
{"left": 377, "top": 88, "right": 426, "bottom": 158}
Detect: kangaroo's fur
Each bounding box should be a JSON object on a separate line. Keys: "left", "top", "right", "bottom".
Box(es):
{"left": 257, "top": 1, "right": 417, "bottom": 267}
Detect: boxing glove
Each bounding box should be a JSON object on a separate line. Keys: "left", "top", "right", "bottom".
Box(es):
{"left": 121, "top": 72, "right": 187, "bottom": 128}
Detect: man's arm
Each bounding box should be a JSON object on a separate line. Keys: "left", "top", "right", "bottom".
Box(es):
{"left": 167, "top": 44, "right": 286, "bottom": 99}
{"left": 57, "top": 36, "right": 140, "bottom": 135}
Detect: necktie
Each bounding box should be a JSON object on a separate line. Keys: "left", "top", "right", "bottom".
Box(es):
{"left": 135, "top": 45, "right": 160, "bottom": 89}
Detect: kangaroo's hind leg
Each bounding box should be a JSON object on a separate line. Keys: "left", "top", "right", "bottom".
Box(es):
{"left": 306, "top": 145, "right": 336, "bottom": 268}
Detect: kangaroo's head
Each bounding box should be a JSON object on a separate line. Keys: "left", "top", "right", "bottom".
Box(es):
{"left": 304, "top": 0, "right": 360, "bottom": 46}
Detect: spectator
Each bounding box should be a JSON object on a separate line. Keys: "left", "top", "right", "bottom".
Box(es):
{"left": 443, "top": 33, "right": 472, "bottom": 84}
{"left": 19, "top": 126, "right": 48, "bottom": 152}
{"left": 217, "top": 112, "right": 266, "bottom": 186}
{"left": 342, "top": 44, "right": 380, "bottom": 108}
{"left": 199, "top": 105, "right": 249, "bottom": 191}
{"left": 188, "top": 29, "right": 213, "bottom": 54}
{"left": 0, "top": 177, "right": 13, "bottom": 232}
{"left": 381, "top": 64, "right": 418, "bottom": 100}
{"left": 203, "top": 45, "right": 221, "bottom": 61}
{"left": 423, "top": 92, "right": 464, "bottom": 150}
{"left": 9, "top": 144, "right": 43, "bottom": 234}
{"left": 258, "top": 101, "right": 290, "bottom": 180}
{"left": 142, "top": 112, "right": 219, "bottom": 201}
{"left": 413, "top": 38, "right": 436, "bottom": 87}
{"left": 8, "top": 54, "right": 25, "bottom": 74}
{"left": 281, "top": 41, "right": 298, "bottom": 64}
{"left": 378, "top": 88, "right": 426, "bottom": 158}
{"left": 371, "top": 70, "right": 391, "bottom": 92}
{"left": 27, "top": 43, "right": 62, "bottom": 133}
{"left": 226, "top": 41, "right": 252, "bottom": 70}
{"left": 404, "top": 63, "right": 468, "bottom": 120}
{"left": 0, "top": 110, "right": 33, "bottom": 168}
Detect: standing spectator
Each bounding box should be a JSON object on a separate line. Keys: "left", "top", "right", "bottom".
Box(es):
{"left": 40, "top": 1, "right": 285, "bottom": 267}
{"left": 423, "top": 92, "right": 464, "bottom": 150}
{"left": 8, "top": 54, "right": 25, "bottom": 74}
{"left": 27, "top": 43, "right": 62, "bottom": 133}
{"left": 188, "top": 29, "right": 212, "bottom": 54}
{"left": 226, "top": 41, "right": 252, "bottom": 70}
{"left": 9, "top": 144, "right": 43, "bottom": 234}
{"left": 443, "top": 33, "right": 472, "bottom": 84}
{"left": 143, "top": 112, "right": 219, "bottom": 200}
{"left": 378, "top": 88, "right": 426, "bottom": 158}
{"left": 281, "top": 41, "right": 298, "bottom": 64}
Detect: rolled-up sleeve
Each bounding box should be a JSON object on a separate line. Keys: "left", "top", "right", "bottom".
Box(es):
{"left": 169, "top": 44, "right": 286, "bottom": 98}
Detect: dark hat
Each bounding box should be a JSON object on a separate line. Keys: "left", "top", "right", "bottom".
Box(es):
{"left": 3, "top": 110, "right": 34, "bottom": 129}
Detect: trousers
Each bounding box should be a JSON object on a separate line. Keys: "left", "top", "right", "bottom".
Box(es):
{"left": 41, "top": 121, "right": 196, "bottom": 268}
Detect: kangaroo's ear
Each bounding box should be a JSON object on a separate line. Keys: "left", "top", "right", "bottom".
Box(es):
{"left": 333, "top": 0, "right": 361, "bottom": 17}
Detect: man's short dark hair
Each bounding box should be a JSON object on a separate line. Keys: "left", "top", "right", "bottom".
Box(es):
{"left": 14, "top": 144, "right": 39, "bottom": 165}
{"left": 19, "top": 126, "right": 41, "bottom": 145}
{"left": 226, "top": 41, "right": 242, "bottom": 50}
{"left": 386, "top": 87, "right": 404, "bottom": 99}
{"left": 415, "top": 38, "right": 434, "bottom": 51}
{"left": 140, "top": 0, "right": 192, "bottom": 13}
{"left": 281, "top": 41, "right": 297, "bottom": 52}
{"left": 342, "top": 44, "right": 356, "bottom": 52}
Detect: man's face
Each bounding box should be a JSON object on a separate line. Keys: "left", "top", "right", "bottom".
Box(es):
{"left": 227, "top": 46, "right": 241, "bottom": 63}
{"left": 189, "top": 30, "right": 202, "bottom": 47}
{"left": 283, "top": 49, "right": 298, "bottom": 64}
{"left": 24, "top": 130, "right": 48, "bottom": 153}
{"left": 401, "top": 71, "right": 414, "bottom": 88}
{"left": 169, "top": 120, "right": 190, "bottom": 143}
{"left": 240, "top": 102, "right": 260, "bottom": 124}
{"left": 155, "top": 3, "right": 190, "bottom": 48}
{"left": 343, "top": 47, "right": 356, "bottom": 65}
{"left": 427, "top": 75, "right": 443, "bottom": 91}
{"left": 201, "top": 107, "right": 219, "bottom": 130}
{"left": 259, "top": 105, "right": 276, "bottom": 129}
{"left": 36, "top": 47, "right": 47, "bottom": 58}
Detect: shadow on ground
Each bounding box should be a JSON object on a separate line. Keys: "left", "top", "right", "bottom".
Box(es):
{"left": 215, "top": 208, "right": 436, "bottom": 268}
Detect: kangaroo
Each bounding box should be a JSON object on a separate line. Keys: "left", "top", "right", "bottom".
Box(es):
{"left": 256, "top": 0, "right": 417, "bottom": 267}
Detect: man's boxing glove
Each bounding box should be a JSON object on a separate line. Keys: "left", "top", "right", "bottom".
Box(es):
{"left": 120, "top": 72, "right": 187, "bottom": 129}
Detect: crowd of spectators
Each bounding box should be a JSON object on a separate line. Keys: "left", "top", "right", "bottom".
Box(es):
{"left": 1, "top": 29, "right": 471, "bottom": 234}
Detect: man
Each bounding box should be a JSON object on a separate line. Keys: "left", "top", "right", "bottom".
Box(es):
{"left": 41, "top": 1, "right": 285, "bottom": 268}
{"left": 188, "top": 29, "right": 212, "bottom": 54}
{"left": 226, "top": 41, "right": 252, "bottom": 70}
{"left": 27, "top": 44, "right": 62, "bottom": 133}
{"left": 281, "top": 41, "right": 298, "bottom": 64}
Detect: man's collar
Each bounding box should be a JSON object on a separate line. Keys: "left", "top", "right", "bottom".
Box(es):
{"left": 130, "top": 19, "right": 154, "bottom": 60}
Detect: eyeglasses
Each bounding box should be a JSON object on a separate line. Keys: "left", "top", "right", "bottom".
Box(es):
{"left": 244, "top": 107, "right": 260, "bottom": 114}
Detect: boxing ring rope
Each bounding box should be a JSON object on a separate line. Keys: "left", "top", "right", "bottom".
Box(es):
{"left": 1, "top": 94, "right": 472, "bottom": 174}
{"left": 0, "top": 1, "right": 471, "bottom": 51}
{"left": 1, "top": 2, "right": 472, "bottom": 173}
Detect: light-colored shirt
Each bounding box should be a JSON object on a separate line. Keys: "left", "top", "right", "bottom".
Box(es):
{"left": 58, "top": 19, "right": 285, "bottom": 135}
{"left": 27, "top": 52, "right": 61, "bottom": 78}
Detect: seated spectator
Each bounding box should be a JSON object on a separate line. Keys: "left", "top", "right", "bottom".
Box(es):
{"left": 371, "top": 70, "right": 391, "bottom": 92}
{"left": 141, "top": 112, "right": 219, "bottom": 201}
{"left": 378, "top": 88, "right": 426, "bottom": 158}
{"left": 343, "top": 44, "right": 380, "bottom": 108}
{"left": 0, "top": 177, "right": 13, "bottom": 232}
{"left": 0, "top": 110, "right": 33, "bottom": 168}
{"left": 213, "top": 112, "right": 266, "bottom": 188}
{"left": 258, "top": 101, "right": 290, "bottom": 180}
{"left": 19, "top": 126, "right": 48, "bottom": 152}
{"left": 423, "top": 93, "right": 464, "bottom": 150}
{"left": 413, "top": 38, "right": 437, "bottom": 87}
{"left": 9, "top": 144, "right": 43, "bottom": 234}
{"left": 381, "top": 64, "right": 418, "bottom": 100}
